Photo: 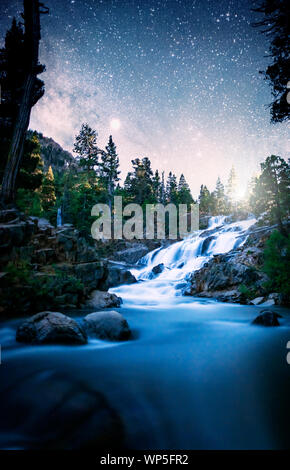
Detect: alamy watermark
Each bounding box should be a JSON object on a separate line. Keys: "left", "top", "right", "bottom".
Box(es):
{"left": 91, "top": 196, "right": 199, "bottom": 240}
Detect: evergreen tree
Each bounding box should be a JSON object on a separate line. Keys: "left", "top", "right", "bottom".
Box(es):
{"left": 166, "top": 172, "right": 178, "bottom": 203}
{"left": 16, "top": 133, "right": 43, "bottom": 191}
{"left": 198, "top": 184, "right": 211, "bottom": 214}
{"left": 126, "top": 157, "right": 155, "bottom": 205}
{"left": 152, "top": 169, "right": 161, "bottom": 202}
{"left": 41, "top": 165, "right": 56, "bottom": 213}
{"left": 226, "top": 165, "right": 238, "bottom": 212}
{"left": 177, "top": 174, "right": 193, "bottom": 205}
{"left": 160, "top": 171, "right": 166, "bottom": 204}
{"left": 73, "top": 124, "right": 100, "bottom": 175}
{"left": 250, "top": 155, "right": 289, "bottom": 233}
{"left": 100, "top": 135, "right": 120, "bottom": 207}
{"left": 213, "top": 177, "right": 226, "bottom": 215}
{"left": 253, "top": 0, "right": 290, "bottom": 122}
{"left": 263, "top": 230, "right": 290, "bottom": 297}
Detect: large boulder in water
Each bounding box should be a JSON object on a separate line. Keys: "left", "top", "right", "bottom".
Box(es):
{"left": 252, "top": 310, "right": 282, "bottom": 327}
{"left": 83, "top": 310, "right": 131, "bottom": 341}
{"left": 0, "top": 371, "right": 123, "bottom": 449}
{"left": 87, "top": 290, "right": 122, "bottom": 309}
{"left": 152, "top": 263, "right": 164, "bottom": 275}
{"left": 100, "top": 264, "right": 137, "bottom": 290}
{"left": 16, "top": 311, "right": 87, "bottom": 345}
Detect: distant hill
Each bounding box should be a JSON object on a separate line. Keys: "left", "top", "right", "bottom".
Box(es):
{"left": 27, "top": 130, "right": 75, "bottom": 172}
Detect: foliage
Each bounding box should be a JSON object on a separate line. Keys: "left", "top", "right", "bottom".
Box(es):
{"left": 41, "top": 166, "right": 56, "bottom": 214}
{"left": 16, "top": 133, "right": 44, "bottom": 191}
{"left": 99, "top": 135, "right": 120, "bottom": 205}
{"left": 16, "top": 188, "right": 43, "bottom": 217}
{"left": 3, "top": 260, "right": 85, "bottom": 314}
{"left": 263, "top": 230, "right": 290, "bottom": 296}
{"left": 238, "top": 284, "right": 258, "bottom": 301}
{"left": 253, "top": 0, "right": 290, "bottom": 123}
{"left": 249, "top": 155, "right": 289, "bottom": 232}
{"left": 73, "top": 123, "right": 101, "bottom": 176}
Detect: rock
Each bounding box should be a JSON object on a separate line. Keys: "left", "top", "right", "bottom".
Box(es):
{"left": 200, "top": 236, "right": 215, "bottom": 255}
{"left": 199, "top": 215, "right": 211, "bottom": 230}
{"left": 114, "top": 244, "right": 149, "bottom": 264}
{"left": 83, "top": 310, "right": 131, "bottom": 341}
{"left": 0, "top": 208, "right": 21, "bottom": 224}
{"left": 57, "top": 261, "right": 105, "bottom": 291}
{"left": 259, "top": 299, "right": 275, "bottom": 307}
{"left": 87, "top": 290, "right": 122, "bottom": 309}
{"left": 16, "top": 311, "right": 87, "bottom": 345}
{"left": 100, "top": 264, "right": 137, "bottom": 290}
{"left": 250, "top": 296, "right": 265, "bottom": 306}
{"left": 268, "top": 293, "right": 285, "bottom": 306}
{"left": 252, "top": 310, "right": 282, "bottom": 327}
{"left": 215, "top": 289, "right": 244, "bottom": 303}
{"left": 0, "top": 221, "right": 35, "bottom": 248}
{"left": 152, "top": 263, "right": 164, "bottom": 275}
{"left": 0, "top": 371, "right": 123, "bottom": 449}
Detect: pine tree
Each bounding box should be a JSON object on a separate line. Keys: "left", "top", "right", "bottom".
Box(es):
{"left": 199, "top": 184, "right": 211, "bottom": 214}
{"left": 213, "top": 177, "right": 226, "bottom": 215}
{"left": 16, "top": 133, "right": 44, "bottom": 191}
{"left": 100, "top": 135, "right": 120, "bottom": 207}
{"left": 160, "top": 171, "right": 166, "bottom": 204}
{"left": 226, "top": 166, "right": 238, "bottom": 212}
{"left": 73, "top": 124, "right": 100, "bottom": 175}
{"left": 166, "top": 172, "right": 178, "bottom": 203}
{"left": 152, "top": 169, "right": 161, "bottom": 202}
{"left": 249, "top": 155, "right": 290, "bottom": 233}
{"left": 127, "top": 157, "right": 155, "bottom": 205}
{"left": 178, "top": 174, "right": 193, "bottom": 205}
{"left": 41, "top": 165, "right": 56, "bottom": 213}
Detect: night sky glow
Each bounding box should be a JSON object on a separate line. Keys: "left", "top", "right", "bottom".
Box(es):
{"left": 0, "top": 0, "right": 289, "bottom": 196}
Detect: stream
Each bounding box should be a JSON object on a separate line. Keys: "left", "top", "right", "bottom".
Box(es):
{"left": 1, "top": 216, "right": 290, "bottom": 449}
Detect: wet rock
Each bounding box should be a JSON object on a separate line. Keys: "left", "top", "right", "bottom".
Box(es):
{"left": 87, "top": 290, "right": 122, "bottom": 309}
{"left": 268, "top": 293, "right": 285, "bottom": 305}
{"left": 0, "top": 371, "right": 124, "bottom": 449}
{"left": 16, "top": 311, "right": 87, "bottom": 345}
{"left": 200, "top": 236, "right": 215, "bottom": 255}
{"left": 186, "top": 253, "right": 264, "bottom": 298}
{"left": 252, "top": 310, "right": 282, "bottom": 327}
{"left": 0, "top": 208, "right": 21, "bottom": 224}
{"left": 215, "top": 289, "right": 244, "bottom": 303}
{"left": 114, "top": 244, "right": 149, "bottom": 264}
{"left": 250, "top": 296, "right": 265, "bottom": 306}
{"left": 259, "top": 299, "right": 275, "bottom": 307}
{"left": 100, "top": 264, "right": 137, "bottom": 290}
{"left": 152, "top": 263, "right": 165, "bottom": 275}
{"left": 83, "top": 310, "right": 131, "bottom": 341}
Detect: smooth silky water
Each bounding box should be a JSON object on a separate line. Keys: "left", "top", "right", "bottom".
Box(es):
{"left": 1, "top": 217, "right": 290, "bottom": 449}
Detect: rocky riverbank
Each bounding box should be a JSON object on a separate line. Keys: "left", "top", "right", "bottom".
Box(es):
{"left": 0, "top": 209, "right": 137, "bottom": 318}
{"left": 183, "top": 220, "right": 289, "bottom": 306}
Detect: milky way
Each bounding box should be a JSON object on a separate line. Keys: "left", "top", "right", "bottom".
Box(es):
{"left": 0, "top": 0, "right": 289, "bottom": 196}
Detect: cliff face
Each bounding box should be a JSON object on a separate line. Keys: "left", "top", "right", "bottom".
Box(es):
{"left": 183, "top": 222, "right": 289, "bottom": 306}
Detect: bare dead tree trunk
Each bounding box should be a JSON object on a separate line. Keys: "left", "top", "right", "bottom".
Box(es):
{"left": 1, "top": 0, "right": 46, "bottom": 205}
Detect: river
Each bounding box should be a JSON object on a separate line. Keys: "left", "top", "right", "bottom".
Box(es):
{"left": 0, "top": 217, "right": 290, "bottom": 449}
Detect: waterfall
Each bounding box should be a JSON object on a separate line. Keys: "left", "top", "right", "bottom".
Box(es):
{"left": 57, "top": 207, "right": 62, "bottom": 227}
{"left": 111, "top": 216, "right": 257, "bottom": 306}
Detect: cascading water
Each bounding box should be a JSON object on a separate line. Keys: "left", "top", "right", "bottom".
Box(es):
{"left": 111, "top": 216, "right": 257, "bottom": 306}
{"left": 1, "top": 215, "right": 290, "bottom": 450}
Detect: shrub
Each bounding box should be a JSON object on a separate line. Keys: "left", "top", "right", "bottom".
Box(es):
{"left": 263, "top": 230, "right": 290, "bottom": 296}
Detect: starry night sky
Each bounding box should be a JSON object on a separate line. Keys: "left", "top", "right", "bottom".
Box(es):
{"left": 0, "top": 0, "right": 289, "bottom": 196}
